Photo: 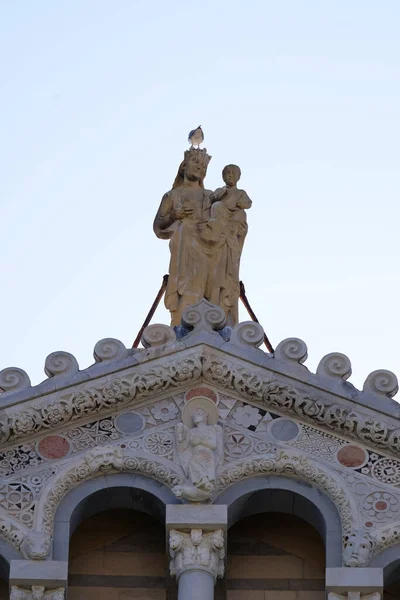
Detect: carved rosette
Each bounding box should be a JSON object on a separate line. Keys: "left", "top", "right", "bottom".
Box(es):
{"left": 169, "top": 528, "right": 225, "bottom": 580}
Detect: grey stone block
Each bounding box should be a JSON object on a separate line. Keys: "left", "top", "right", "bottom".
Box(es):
{"left": 326, "top": 567, "right": 383, "bottom": 592}
{"left": 166, "top": 504, "right": 228, "bottom": 531}
{"left": 10, "top": 560, "right": 68, "bottom": 587}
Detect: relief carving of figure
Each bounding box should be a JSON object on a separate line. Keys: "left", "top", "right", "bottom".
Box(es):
{"left": 343, "top": 531, "right": 375, "bottom": 567}
{"left": 172, "top": 398, "right": 222, "bottom": 502}
{"left": 154, "top": 144, "right": 251, "bottom": 327}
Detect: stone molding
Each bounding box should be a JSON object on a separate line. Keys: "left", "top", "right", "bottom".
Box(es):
{"left": 0, "top": 347, "right": 399, "bottom": 463}
{"left": 216, "top": 448, "right": 358, "bottom": 537}
{"left": 328, "top": 594, "right": 380, "bottom": 600}
{"left": 10, "top": 587, "right": 64, "bottom": 600}
{"left": 35, "top": 445, "right": 182, "bottom": 542}
{"left": 169, "top": 528, "right": 225, "bottom": 580}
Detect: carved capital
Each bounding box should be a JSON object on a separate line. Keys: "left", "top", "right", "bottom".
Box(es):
{"left": 328, "top": 593, "right": 380, "bottom": 600}
{"left": 169, "top": 528, "right": 225, "bottom": 581}
{"left": 10, "top": 586, "right": 65, "bottom": 600}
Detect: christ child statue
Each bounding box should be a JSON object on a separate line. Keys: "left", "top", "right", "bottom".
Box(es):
{"left": 210, "top": 164, "right": 252, "bottom": 239}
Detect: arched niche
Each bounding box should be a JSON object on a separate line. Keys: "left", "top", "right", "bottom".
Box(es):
{"left": 370, "top": 545, "right": 400, "bottom": 597}
{"left": 214, "top": 474, "right": 343, "bottom": 567}
{"left": 0, "top": 538, "right": 23, "bottom": 595}
{"left": 53, "top": 472, "right": 178, "bottom": 561}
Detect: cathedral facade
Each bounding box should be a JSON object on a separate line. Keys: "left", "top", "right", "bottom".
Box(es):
{"left": 0, "top": 299, "right": 399, "bottom": 599}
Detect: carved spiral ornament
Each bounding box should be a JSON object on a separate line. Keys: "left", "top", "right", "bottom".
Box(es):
{"left": 230, "top": 321, "right": 264, "bottom": 348}
{"left": 274, "top": 338, "right": 308, "bottom": 363}
{"left": 93, "top": 338, "right": 127, "bottom": 362}
{"left": 0, "top": 368, "right": 31, "bottom": 393}
{"left": 142, "top": 324, "right": 176, "bottom": 348}
{"left": 363, "top": 369, "right": 399, "bottom": 398}
{"left": 44, "top": 352, "right": 79, "bottom": 378}
{"left": 181, "top": 299, "right": 226, "bottom": 332}
{"left": 316, "top": 352, "right": 352, "bottom": 380}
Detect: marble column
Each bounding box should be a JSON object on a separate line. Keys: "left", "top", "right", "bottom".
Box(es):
{"left": 166, "top": 505, "right": 227, "bottom": 600}
{"left": 9, "top": 560, "right": 68, "bottom": 600}
{"left": 326, "top": 568, "right": 383, "bottom": 600}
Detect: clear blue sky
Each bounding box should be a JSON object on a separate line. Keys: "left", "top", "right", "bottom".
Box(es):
{"left": 1, "top": 1, "right": 399, "bottom": 391}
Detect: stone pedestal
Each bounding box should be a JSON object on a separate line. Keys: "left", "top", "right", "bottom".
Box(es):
{"left": 326, "top": 568, "right": 383, "bottom": 599}
{"left": 166, "top": 504, "right": 228, "bottom": 600}
{"left": 9, "top": 561, "right": 68, "bottom": 599}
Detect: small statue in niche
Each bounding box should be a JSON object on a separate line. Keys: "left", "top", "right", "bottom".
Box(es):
{"left": 172, "top": 397, "right": 223, "bottom": 502}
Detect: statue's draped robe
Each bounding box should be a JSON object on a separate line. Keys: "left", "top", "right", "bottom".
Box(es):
{"left": 154, "top": 186, "right": 249, "bottom": 326}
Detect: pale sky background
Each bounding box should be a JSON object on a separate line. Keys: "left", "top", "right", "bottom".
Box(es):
{"left": 1, "top": 1, "right": 399, "bottom": 393}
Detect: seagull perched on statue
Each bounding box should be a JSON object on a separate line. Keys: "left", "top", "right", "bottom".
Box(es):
{"left": 188, "top": 125, "right": 204, "bottom": 148}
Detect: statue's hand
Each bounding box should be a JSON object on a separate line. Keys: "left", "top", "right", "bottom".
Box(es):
{"left": 173, "top": 205, "right": 195, "bottom": 220}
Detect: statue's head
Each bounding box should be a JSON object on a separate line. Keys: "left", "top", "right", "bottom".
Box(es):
{"left": 343, "top": 531, "right": 374, "bottom": 567}
{"left": 173, "top": 148, "right": 211, "bottom": 189}
{"left": 222, "top": 164, "right": 241, "bottom": 187}
{"left": 193, "top": 407, "right": 207, "bottom": 426}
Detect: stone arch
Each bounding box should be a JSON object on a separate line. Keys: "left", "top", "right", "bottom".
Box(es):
{"left": 215, "top": 474, "right": 343, "bottom": 567}
{"left": 370, "top": 547, "right": 400, "bottom": 594}
{"left": 32, "top": 445, "right": 182, "bottom": 554}
{"left": 52, "top": 472, "right": 178, "bottom": 561}
{"left": 214, "top": 449, "right": 359, "bottom": 536}
{"left": 214, "top": 451, "right": 359, "bottom": 567}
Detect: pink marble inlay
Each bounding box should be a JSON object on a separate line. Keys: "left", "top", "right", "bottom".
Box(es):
{"left": 337, "top": 445, "right": 367, "bottom": 468}
{"left": 186, "top": 387, "right": 217, "bottom": 403}
{"left": 38, "top": 435, "right": 70, "bottom": 459}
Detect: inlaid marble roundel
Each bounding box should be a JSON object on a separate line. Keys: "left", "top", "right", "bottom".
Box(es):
{"left": 336, "top": 445, "right": 367, "bottom": 468}
{"left": 37, "top": 435, "right": 70, "bottom": 459}
{"left": 270, "top": 419, "right": 299, "bottom": 442}
{"left": 115, "top": 412, "right": 145, "bottom": 434}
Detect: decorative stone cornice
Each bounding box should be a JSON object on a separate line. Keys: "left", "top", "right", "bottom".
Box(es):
{"left": 202, "top": 353, "right": 400, "bottom": 459}
{"left": 0, "top": 352, "right": 203, "bottom": 447}
{"left": 169, "top": 528, "right": 225, "bottom": 580}
{"left": 1, "top": 346, "right": 400, "bottom": 462}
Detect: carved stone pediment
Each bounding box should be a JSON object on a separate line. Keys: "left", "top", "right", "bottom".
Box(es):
{"left": 0, "top": 300, "right": 399, "bottom": 565}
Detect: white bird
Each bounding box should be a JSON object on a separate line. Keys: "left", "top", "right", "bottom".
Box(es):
{"left": 188, "top": 125, "right": 204, "bottom": 147}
